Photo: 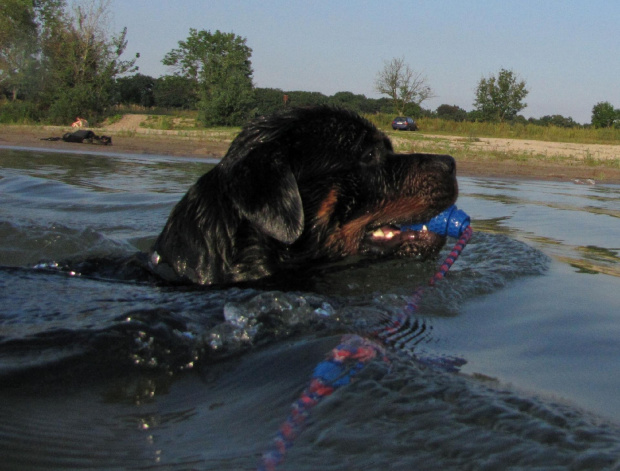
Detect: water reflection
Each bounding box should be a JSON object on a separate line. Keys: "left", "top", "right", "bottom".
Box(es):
{"left": 459, "top": 177, "right": 620, "bottom": 278}
{"left": 1, "top": 148, "right": 216, "bottom": 194}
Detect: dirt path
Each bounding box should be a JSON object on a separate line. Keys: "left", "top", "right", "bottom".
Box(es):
{"left": 104, "top": 114, "right": 148, "bottom": 131}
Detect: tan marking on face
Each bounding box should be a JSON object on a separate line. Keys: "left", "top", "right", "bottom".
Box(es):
{"left": 324, "top": 196, "right": 428, "bottom": 255}
{"left": 376, "top": 196, "right": 428, "bottom": 224}
{"left": 314, "top": 187, "right": 339, "bottom": 228}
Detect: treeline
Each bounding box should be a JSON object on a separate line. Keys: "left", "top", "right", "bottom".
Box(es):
{"left": 110, "top": 74, "right": 599, "bottom": 129}
{"left": 2, "top": 62, "right": 615, "bottom": 130}
{"left": 3, "top": 65, "right": 606, "bottom": 129}
{"left": 437, "top": 104, "right": 582, "bottom": 128}
{"left": 1, "top": 3, "right": 617, "bottom": 130}
{"left": 113, "top": 73, "right": 395, "bottom": 115}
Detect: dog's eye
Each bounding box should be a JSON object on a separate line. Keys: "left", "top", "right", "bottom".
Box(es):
{"left": 360, "top": 148, "right": 378, "bottom": 165}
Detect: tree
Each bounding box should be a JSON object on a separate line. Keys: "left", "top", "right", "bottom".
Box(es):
{"left": 473, "top": 68, "right": 528, "bottom": 122}
{"left": 0, "top": 0, "right": 39, "bottom": 101}
{"left": 328, "top": 91, "right": 378, "bottom": 114}
{"left": 163, "top": 29, "right": 254, "bottom": 126}
{"left": 251, "top": 89, "right": 394, "bottom": 117}
{"left": 591, "top": 101, "right": 618, "bottom": 128}
{"left": 115, "top": 73, "right": 155, "bottom": 107}
{"left": 374, "top": 57, "right": 434, "bottom": 115}
{"left": 1, "top": 0, "right": 138, "bottom": 123}
{"left": 281, "top": 90, "right": 328, "bottom": 108}
{"left": 529, "top": 114, "right": 579, "bottom": 128}
{"left": 41, "top": 0, "right": 138, "bottom": 123}
{"left": 253, "top": 87, "right": 288, "bottom": 116}
{"left": 436, "top": 104, "right": 467, "bottom": 122}
{"left": 152, "top": 75, "right": 197, "bottom": 109}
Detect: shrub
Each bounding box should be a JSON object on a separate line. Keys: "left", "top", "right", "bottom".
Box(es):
{"left": 0, "top": 100, "right": 42, "bottom": 124}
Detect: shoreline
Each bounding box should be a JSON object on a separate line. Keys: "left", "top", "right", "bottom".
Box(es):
{"left": 1, "top": 124, "right": 619, "bottom": 184}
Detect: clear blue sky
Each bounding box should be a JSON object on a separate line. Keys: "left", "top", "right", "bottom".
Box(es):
{"left": 110, "top": 0, "right": 619, "bottom": 124}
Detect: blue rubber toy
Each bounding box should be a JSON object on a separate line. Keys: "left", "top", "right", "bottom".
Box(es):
{"left": 400, "top": 205, "right": 470, "bottom": 238}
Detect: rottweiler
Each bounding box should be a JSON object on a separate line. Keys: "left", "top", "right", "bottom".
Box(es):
{"left": 150, "top": 106, "right": 458, "bottom": 286}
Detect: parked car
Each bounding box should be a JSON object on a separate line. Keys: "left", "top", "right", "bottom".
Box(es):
{"left": 391, "top": 116, "right": 418, "bottom": 131}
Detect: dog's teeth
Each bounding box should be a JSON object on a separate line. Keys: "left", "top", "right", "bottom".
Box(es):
{"left": 385, "top": 231, "right": 395, "bottom": 239}
{"left": 151, "top": 251, "right": 161, "bottom": 265}
{"left": 422, "top": 225, "right": 428, "bottom": 232}
{"left": 373, "top": 229, "right": 385, "bottom": 238}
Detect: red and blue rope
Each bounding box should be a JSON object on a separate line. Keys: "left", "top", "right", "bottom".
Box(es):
{"left": 259, "top": 225, "right": 473, "bottom": 471}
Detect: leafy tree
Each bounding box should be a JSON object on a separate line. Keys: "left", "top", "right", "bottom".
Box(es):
{"left": 374, "top": 57, "right": 434, "bottom": 115}
{"left": 371, "top": 97, "right": 396, "bottom": 114}
{"left": 281, "top": 90, "right": 328, "bottom": 108}
{"left": 41, "top": 0, "right": 138, "bottom": 123}
{"left": 0, "top": 0, "right": 139, "bottom": 123}
{"left": 473, "top": 68, "right": 528, "bottom": 122}
{"left": 253, "top": 87, "right": 288, "bottom": 116}
{"left": 163, "top": 29, "right": 254, "bottom": 126}
{"left": 436, "top": 104, "right": 467, "bottom": 122}
{"left": 251, "top": 89, "right": 397, "bottom": 117}
{"left": 467, "top": 109, "right": 484, "bottom": 122}
{"left": 326, "top": 91, "right": 373, "bottom": 114}
{"left": 152, "top": 75, "right": 197, "bottom": 109}
{"left": 529, "top": 114, "right": 579, "bottom": 128}
{"left": 0, "top": 0, "right": 39, "bottom": 101}
{"left": 591, "top": 101, "right": 618, "bottom": 128}
{"left": 115, "top": 73, "right": 155, "bottom": 107}
{"left": 0, "top": 0, "right": 34, "bottom": 48}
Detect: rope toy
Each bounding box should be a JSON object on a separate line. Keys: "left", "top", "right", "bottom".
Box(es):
{"left": 259, "top": 207, "right": 473, "bottom": 471}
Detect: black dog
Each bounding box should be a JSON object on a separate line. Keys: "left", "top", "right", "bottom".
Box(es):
{"left": 62, "top": 130, "right": 112, "bottom": 145}
{"left": 150, "top": 106, "right": 458, "bottom": 286}
{"left": 41, "top": 130, "right": 112, "bottom": 145}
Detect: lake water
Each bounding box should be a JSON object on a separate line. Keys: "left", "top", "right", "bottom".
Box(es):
{"left": 1, "top": 147, "right": 619, "bottom": 470}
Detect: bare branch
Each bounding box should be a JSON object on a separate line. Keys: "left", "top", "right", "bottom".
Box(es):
{"left": 374, "top": 57, "right": 434, "bottom": 114}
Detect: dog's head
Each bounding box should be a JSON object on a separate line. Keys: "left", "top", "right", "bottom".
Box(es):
{"left": 151, "top": 106, "right": 458, "bottom": 286}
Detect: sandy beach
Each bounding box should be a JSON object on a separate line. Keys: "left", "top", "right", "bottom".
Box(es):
{"left": 1, "top": 118, "right": 619, "bottom": 184}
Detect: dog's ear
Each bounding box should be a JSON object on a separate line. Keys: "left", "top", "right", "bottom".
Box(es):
{"left": 226, "top": 149, "right": 304, "bottom": 244}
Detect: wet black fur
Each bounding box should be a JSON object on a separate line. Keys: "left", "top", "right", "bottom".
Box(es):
{"left": 151, "top": 106, "right": 458, "bottom": 286}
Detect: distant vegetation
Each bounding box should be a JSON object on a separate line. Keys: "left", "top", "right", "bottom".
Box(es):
{"left": 1, "top": 1, "right": 618, "bottom": 136}
{"left": 374, "top": 57, "right": 434, "bottom": 114}
{"left": 366, "top": 114, "right": 620, "bottom": 145}
{"left": 473, "top": 68, "right": 528, "bottom": 123}
{"left": 118, "top": 110, "right": 618, "bottom": 171}
{"left": 0, "top": 0, "right": 137, "bottom": 125}
{"left": 4, "top": 64, "right": 618, "bottom": 138}
{"left": 102, "top": 80, "right": 620, "bottom": 144}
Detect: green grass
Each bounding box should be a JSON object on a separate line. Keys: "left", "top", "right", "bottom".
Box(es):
{"left": 362, "top": 112, "right": 619, "bottom": 170}
{"left": 104, "top": 114, "right": 124, "bottom": 126}
{"left": 364, "top": 113, "right": 620, "bottom": 145}
{"left": 97, "top": 110, "right": 619, "bottom": 169}
{"left": 110, "top": 108, "right": 620, "bottom": 145}
{"left": 384, "top": 129, "right": 619, "bottom": 169}
{"left": 141, "top": 115, "right": 175, "bottom": 130}
{"left": 130, "top": 110, "right": 617, "bottom": 168}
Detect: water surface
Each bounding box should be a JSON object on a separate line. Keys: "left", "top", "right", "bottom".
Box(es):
{"left": 1, "top": 148, "right": 619, "bottom": 470}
